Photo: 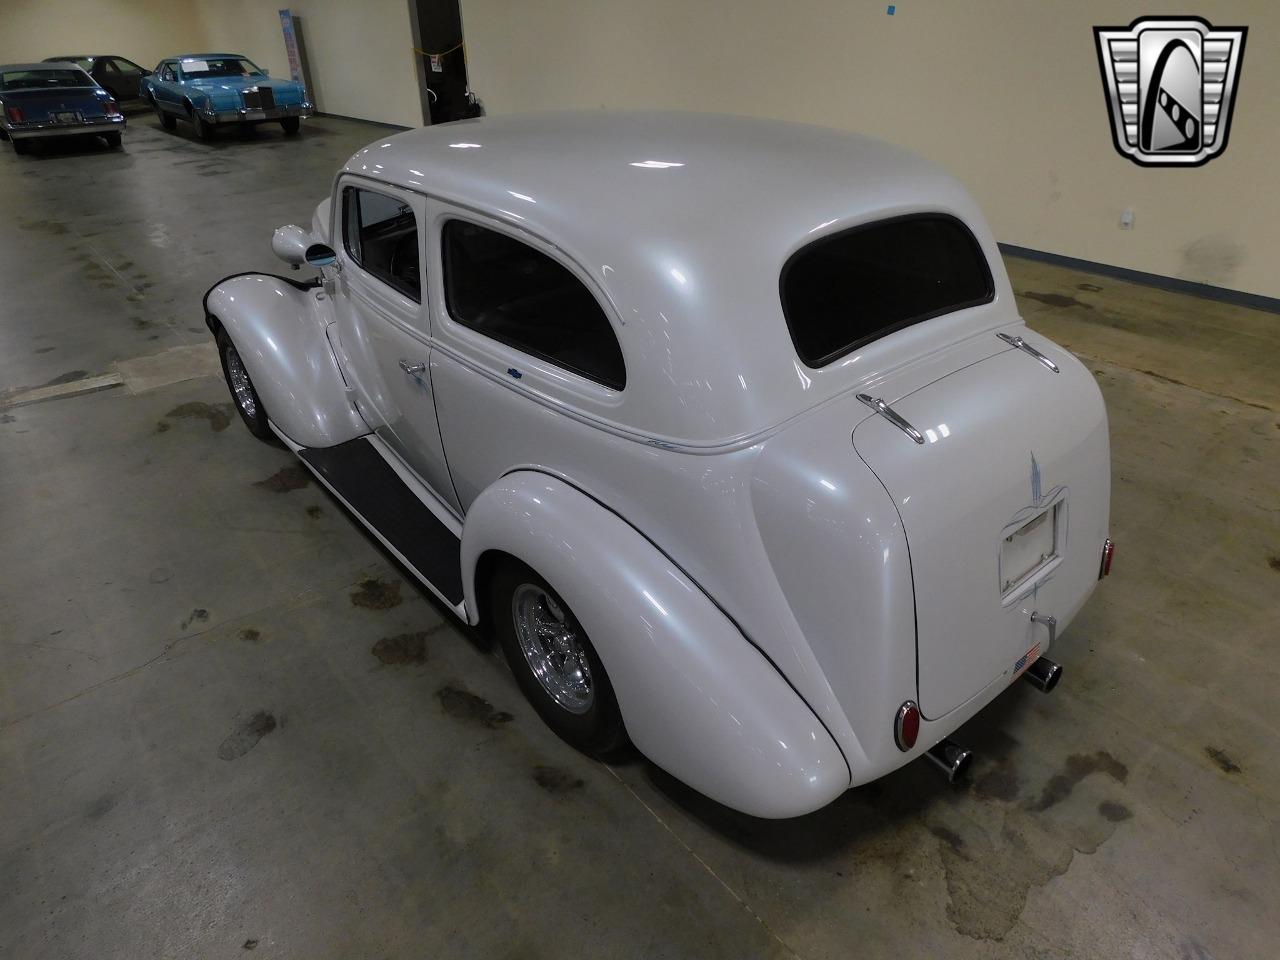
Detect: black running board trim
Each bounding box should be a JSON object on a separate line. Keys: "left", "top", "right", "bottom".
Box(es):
{"left": 299, "top": 437, "right": 465, "bottom": 605}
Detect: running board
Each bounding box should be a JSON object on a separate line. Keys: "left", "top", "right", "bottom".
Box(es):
{"left": 295, "top": 435, "right": 466, "bottom": 613}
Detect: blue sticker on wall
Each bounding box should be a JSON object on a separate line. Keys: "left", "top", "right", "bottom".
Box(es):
{"left": 887, "top": 4, "right": 896, "bottom": 14}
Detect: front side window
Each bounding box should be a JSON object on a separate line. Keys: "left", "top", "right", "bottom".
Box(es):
{"left": 342, "top": 187, "right": 420, "bottom": 301}
{"left": 442, "top": 220, "right": 625, "bottom": 390}
{"left": 781, "top": 214, "right": 994, "bottom": 367}
{"left": 109, "top": 58, "right": 144, "bottom": 75}
{"left": 159, "top": 63, "right": 176, "bottom": 81}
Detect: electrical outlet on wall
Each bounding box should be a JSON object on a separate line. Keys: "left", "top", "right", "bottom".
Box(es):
{"left": 1120, "top": 208, "right": 1135, "bottom": 230}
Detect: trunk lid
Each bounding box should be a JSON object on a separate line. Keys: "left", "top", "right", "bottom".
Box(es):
{"left": 3, "top": 88, "right": 108, "bottom": 118}
{"left": 853, "top": 335, "right": 1109, "bottom": 718}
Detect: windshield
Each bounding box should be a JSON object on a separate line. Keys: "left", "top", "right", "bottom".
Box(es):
{"left": 1, "top": 69, "right": 91, "bottom": 90}
{"left": 178, "top": 57, "right": 263, "bottom": 79}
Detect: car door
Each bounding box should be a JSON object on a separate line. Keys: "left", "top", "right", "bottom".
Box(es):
{"left": 424, "top": 204, "right": 628, "bottom": 511}
{"left": 329, "top": 180, "right": 461, "bottom": 514}
{"left": 107, "top": 58, "right": 145, "bottom": 99}
{"left": 154, "top": 62, "right": 183, "bottom": 111}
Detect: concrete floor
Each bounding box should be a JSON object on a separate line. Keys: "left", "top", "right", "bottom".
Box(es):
{"left": 2, "top": 116, "right": 1278, "bottom": 960}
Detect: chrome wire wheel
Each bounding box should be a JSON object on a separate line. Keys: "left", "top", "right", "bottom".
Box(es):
{"left": 511, "top": 583, "right": 593, "bottom": 715}
{"left": 224, "top": 346, "right": 258, "bottom": 420}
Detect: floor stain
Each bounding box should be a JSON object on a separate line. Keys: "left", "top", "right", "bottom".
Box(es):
{"left": 153, "top": 421, "right": 170, "bottom": 434}
{"left": 1077, "top": 282, "right": 1104, "bottom": 292}
{"left": 1097, "top": 800, "right": 1132, "bottom": 822}
{"left": 163, "top": 401, "right": 233, "bottom": 432}
{"left": 533, "top": 765, "right": 585, "bottom": 793}
{"left": 1028, "top": 751, "right": 1128, "bottom": 811}
{"left": 1267, "top": 555, "right": 1280, "bottom": 572}
{"left": 34, "top": 346, "right": 56, "bottom": 354}
{"left": 1205, "top": 745, "right": 1242, "bottom": 774}
{"left": 217, "top": 711, "right": 277, "bottom": 761}
{"left": 371, "top": 631, "right": 428, "bottom": 665}
{"left": 929, "top": 824, "right": 964, "bottom": 851}
{"left": 350, "top": 577, "right": 403, "bottom": 610}
{"left": 42, "top": 370, "right": 89, "bottom": 387}
{"left": 148, "top": 566, "right": 172, "bottom": 583}
{"left": 305, "top": 505, "right": 323, "bottom": 519}
{"left": 0, "top": 414, "right": 15, "bottom": 424}
{"left": 242, "top": 940, "right": 259, "bottom": 951}
{"left": 1021, "top": 290, "right": 1093, "bottom": 310}
{"left": 437, "top": 685, "right": 513, "bottom": 728}
{"left": 253, "top": 464, "right": 311, "bottom": 493}
{"left": 86, "top": 795, "right": 116, "bottom": 819}
{"left": 180, "top": 608, "right": 209, "bottom": 630}
{"left": 20, "top": 218, "right": 69, "bottom": 234}
{"left": 239, "top": 628, "right": 262, "bottom": 643}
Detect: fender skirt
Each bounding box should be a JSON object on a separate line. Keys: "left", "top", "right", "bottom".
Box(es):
{"left": 204, "top": 272, "right": 367, "bottom": 448}
{"left": 461, "top": 471, "right": 850, "bottom": 819}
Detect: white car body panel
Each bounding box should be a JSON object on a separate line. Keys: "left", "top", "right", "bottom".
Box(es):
{"left": 203, "top": 111, "right": 1113, "bottom": 817}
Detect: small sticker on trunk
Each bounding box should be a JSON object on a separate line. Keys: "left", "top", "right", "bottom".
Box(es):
{"left": 1012, "top": 643, "right": 1041, "bottom": 680}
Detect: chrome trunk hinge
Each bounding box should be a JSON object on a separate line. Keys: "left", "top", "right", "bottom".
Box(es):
{"left": 997, "top": 332, "right": 1060, "bottom": 373}
{"left": 856, "top": 394, "right": 925, "bottom": 444}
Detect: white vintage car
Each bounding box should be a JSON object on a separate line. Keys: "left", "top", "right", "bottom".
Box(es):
{"left": 205, "top": 112, "right": 1113, "bottom": 818}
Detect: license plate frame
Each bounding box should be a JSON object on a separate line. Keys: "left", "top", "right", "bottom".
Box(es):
{"left": 999, "top": 500, "right": 1062, "bottom": 600}
{"left": 50, "top": 111, "right": 82, "bottom": 124}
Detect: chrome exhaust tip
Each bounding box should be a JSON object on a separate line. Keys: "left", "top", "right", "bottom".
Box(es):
{"left": 1023, "top": 656, "right": 1063, "bottom": 693}
{"left": 925, "top": 738, "right": 973, "bottom": 783}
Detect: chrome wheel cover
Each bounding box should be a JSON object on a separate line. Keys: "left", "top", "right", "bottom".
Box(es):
{"left": 225, "top": 346, "right": 257, "bottom": 419}
{"left": 511, "top": 583, "right": 593, "bottom": 715}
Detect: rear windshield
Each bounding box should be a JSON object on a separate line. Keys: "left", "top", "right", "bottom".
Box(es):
{"left": 1, "top": 69, "right": 90, "bottom": 90}
{"left": 179, "top": 57, "right": 263, "bottom": 79}
{"left": 781, "top": 214, "right": 994, "bottom": 367}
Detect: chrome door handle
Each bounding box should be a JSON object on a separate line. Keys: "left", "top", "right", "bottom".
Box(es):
{"left": 856, "top": 394, "right": 925, "bottom": 444}
{"left": 997, "top": 332, "right": 1060, "bottom": 373}
{"left": 399, "top": 359, "right": 426, "bottom": 376}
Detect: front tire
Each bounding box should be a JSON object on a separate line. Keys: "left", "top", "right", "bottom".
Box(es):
{"left": 217, "top": 329, "right": 275, "bottom": 443}
{"left": 280, "top": 117, "right": 301, "bottom": 135}
{"left": 156, "top": 104, "right": 177, "bottom": 131}
{"left": 489, "top": 558, "right": 627, "bottom": 755}
{"left": 191, "top": 109, "right": 214, "bottom": 141}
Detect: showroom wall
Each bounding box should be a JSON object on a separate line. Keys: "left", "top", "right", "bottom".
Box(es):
{"left": 459, "top": 0, "right": 1280, "bottom": 300}
{"left": 0, "top": 0, "right": 206, "bottom": 68}
{"left": 192, "top": 0, "right": 421, "bottom": 128}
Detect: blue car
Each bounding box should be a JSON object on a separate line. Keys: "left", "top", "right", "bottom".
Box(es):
{"left": 0, "top": 62, "right": 125, "bottom": 154}
{"left": 142, "top": 53, "right": 312, "bottom": 139}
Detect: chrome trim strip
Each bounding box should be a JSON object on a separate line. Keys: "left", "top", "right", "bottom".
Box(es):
{"left": 856, "top": 393, "right": 925, "bottom": 444}
{"left": 996, "top": 332, "right": 1060, "bottom": 372}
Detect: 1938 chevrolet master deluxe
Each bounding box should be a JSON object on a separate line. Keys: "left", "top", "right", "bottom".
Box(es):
{"left": 205, "top": 113, "right": 1113, "bottom": 818}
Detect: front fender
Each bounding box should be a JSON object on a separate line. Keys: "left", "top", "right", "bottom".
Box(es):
{"left": 204, "top": 273, "right": 368, "bottom": 448}
{"left": 460, "top": 472, "right": 850, "bottom": 819}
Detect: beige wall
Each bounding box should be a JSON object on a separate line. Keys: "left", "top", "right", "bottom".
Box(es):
{"left": 460, "top": 1, "right": 1279, "bottom": 299}
{"left": 194, "top": 0, "right": 422, "bottom": 128}
{"left": 0, "top": 0, "right": 205, "bottom": 68}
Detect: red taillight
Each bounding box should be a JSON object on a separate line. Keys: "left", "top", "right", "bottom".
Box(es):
{"left": 1099, "top": 538, "right": 1115, "bottom": 579}
{"left": 894, "top": 700, "right": 920, "bottom": 752}
{"left": 104, "top": 100, "right": 120, "bottom": 116}
{"left": 5, "top": 106, "right": 23, "bottom": 123}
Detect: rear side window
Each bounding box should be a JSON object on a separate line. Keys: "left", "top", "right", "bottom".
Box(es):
{"left": 342, "top": 187, "right": 420, "bottom": 301}
{"left": 781, "top": 215, "right": 994, "bottom": 367}
{"left": 442, "top": 220, "right": 625, "bottom": 390}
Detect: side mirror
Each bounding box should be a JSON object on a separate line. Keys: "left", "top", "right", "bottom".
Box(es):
{"left": 305, "top": 243, "right": 337, "bottom": 268}
{"left": 271, "top": 224, "right": 315, "bottom": 267}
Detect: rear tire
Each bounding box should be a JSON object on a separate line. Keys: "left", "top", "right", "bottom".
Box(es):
{"left": 488, "top": 558, "right": 627, "bottom": 755}
{"left": 12, "top": 138, "right": 29, "bottom": 155}
{"left": 280, "top": 117, "right": 300, "bottom": 135}
{"left": 103, "top": 132, "right": 122, "bottom": 149}
{"left": 216, "top": 328, "right": 275, "bottom": 443}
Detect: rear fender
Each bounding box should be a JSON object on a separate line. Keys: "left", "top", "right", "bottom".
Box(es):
{"left": 460, "top": 471, "right": 850, "bottom": 819}
{"left": 204, "top": 273, "right": 367, "bottom": 448}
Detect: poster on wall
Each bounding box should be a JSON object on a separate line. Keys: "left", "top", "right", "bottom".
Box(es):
{"left": 279, "top": 9, "right": 303, "bottom": 83}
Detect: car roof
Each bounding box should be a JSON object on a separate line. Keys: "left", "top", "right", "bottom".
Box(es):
{"left": 2, "top": 62, "right": 87, "bottom": 71}
{"left": 172, "top": 53, "right": 249, "bottom": 60}
{"left": 44, "top": 56, "right": 92, "bottom": 62}
{"left": 342, "top": 111, "right": 1012, "bottom": 447}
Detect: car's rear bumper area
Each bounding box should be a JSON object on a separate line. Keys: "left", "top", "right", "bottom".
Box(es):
{"left": 209, "top": 103, "right": 313, "bottom": 124}
{"left": 10, "top": 116, "right": 125, "bottom": 139}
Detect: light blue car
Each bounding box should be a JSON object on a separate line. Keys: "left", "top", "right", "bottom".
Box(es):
{"left": 142, "top": 53, "right": 312, "bottom": 139}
